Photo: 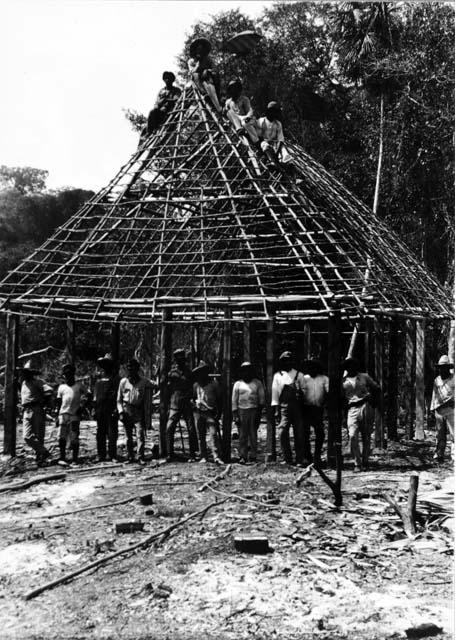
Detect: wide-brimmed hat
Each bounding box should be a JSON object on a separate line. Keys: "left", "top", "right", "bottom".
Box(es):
{"left": 17, "top": 359, "right": 41, "bottom": 375}
{"left": 227, "top": 78, "right": 242, "bottom": 95}
{"left": 343, "top": 357, "right": 359, "bottom": 369}
{"left": 162, "top": 71, "right": 176, "bottom": 82}
{"left": 189, "top": 37, "right": 211, "bottom": 58}
{"left": 97, "top": 353, "right": 115, "bottom": 367}
{"left": 437, "top": 355, "right": 453, "bottom": 367}
{"left": 192, "top": 360, "right": 210, "bottom": 376}
{"left": 278, "top": 351, "right": 293, "bottom": 361}
{"left": 240, "top": 361, "right": 252, "bottom": 369}
{"left": 62, "top": 363, "right": 75, "bottom": 374}
{"left": 173, "top": 348, "right": 186, "bottom": 359}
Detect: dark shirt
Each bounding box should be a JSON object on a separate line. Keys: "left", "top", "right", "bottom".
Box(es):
{"left": 155, "top": 86, "right": 182, "bottom": 112}
{"left": 167, "top": 364, "right": 193, "bottom": 409}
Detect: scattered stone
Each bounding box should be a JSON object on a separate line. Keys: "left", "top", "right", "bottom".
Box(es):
{"left": 139, "top": 493, "right": 154, "bottom": 506}
{"left": 115, "top": 520, "right": 145, "bottom": 534}
{"left": 405, "top": 623, "right": 443, "bottom": 639}
{"left": 234, "top": 535, "right": 270, "bottom": 554}
{"left": 144, "top": 509, "right": 155, "bottom": 516}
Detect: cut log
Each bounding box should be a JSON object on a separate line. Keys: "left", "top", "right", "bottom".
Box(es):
{"left": 0, "top": 473, "right": 66, "bottom": 494}
{"left": 234, "top": 535, "right": 270, "bottom": 554}
{"left": 115, "top": 520, "right": 145, "bottom": 534}
{"left": 383, "top": 472, "right": 419, "bottom": 538}
{"left": 139, "top": 493, "right": 154, "bottom": 506}
{"left": 198, "top": 463, "right": 232, "bottom": 492}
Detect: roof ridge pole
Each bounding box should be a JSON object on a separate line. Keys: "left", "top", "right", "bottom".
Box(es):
{"left": 3, "top": 312, "right": 20, "bottom": 456}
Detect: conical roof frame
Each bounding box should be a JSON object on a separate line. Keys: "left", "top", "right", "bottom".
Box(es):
{"left": 0, "top": 84, "right": 451, "bottom": 323}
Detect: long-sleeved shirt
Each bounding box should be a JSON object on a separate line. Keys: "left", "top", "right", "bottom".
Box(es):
{"left": 342, "top": 373, "right": 379, "bottom": 406}
{"left": 21, "top": 378, "right": 45, "bottom": 407}
{"left": 94, "top": 374, "right": 120, "bottom": 410}
{"left": 225, "top": 95, "right": 254, "bottom": 119}
{"left": 430, "top": 375, "right": 455, "bottom": 412}
{"left": 257, "top": 116, "right": 284, "bottom": 147}
{"left": 232, "top": 378, "right": 265, "bottom": 411}
{"left": 302, "top": 374, "right": 329, "bottom": 407}
{"left": 167, "top": 364, "right": 193, "bottom": 409}
{"left": 194, "top": 380, "right": 221, "bottom": 413}
{"left": 154, "top": 85, "right": 181, "bottom": 112}
{"left": 117, "top": 376, "right": 153, "bottom": 424}
{"left": 271, "top": 369, "right": 305, "bottom": 406}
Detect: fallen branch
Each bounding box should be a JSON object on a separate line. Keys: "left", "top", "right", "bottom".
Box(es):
{"left": 296, "top": 463, "right": 313, "bottom": 486}
{"left": 23, "top": 497, "right": 228, "bottom": 600}
{"left": 198, "top": 463, "right": 232, "bottom": 492}
{"left": 208, "top": 485, "right": 308, "bottom": 520}
{"left": 313, "top": 464, "right": 342, "bottom": 507}
{"left": 0, "top": 473, "right": 66, "bottom": 494}
{"left": 383, "top": 472, "right": 419, "bottom": 538}
{"left": 29, "top": 494, "right": 139, "bottom": 519}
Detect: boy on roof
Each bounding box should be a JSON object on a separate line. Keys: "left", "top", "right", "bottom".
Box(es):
{"left": 147, "top": 71, "right": 182, "bottom": 134}
{"left": 187, "top": 38, "right": 222, "bottom": 113}
{"left": 19, "top": 360, "right": 52, "bottom": 466}
{"left": 430, "top": 355, "right": 455, "bottom": 463}
{"left": 257, "top": 102, "right": 293, "bottom": 167}
{"left": 224, "top": 79, "right": 259, "bottom": 145}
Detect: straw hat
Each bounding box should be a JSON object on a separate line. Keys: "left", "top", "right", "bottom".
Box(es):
{"left": 240, "top": 361, "right": 252, "bottom": 369}
{"left": 62, "top": 363, "right": 75, "bottom": 374}
{"left": 189, "top": 37, "right": 211, "bottom": 58}
{"left": 278, "top": 351, "right": 293, "bottom": 361}
{"left": 437, "top": 355, "right": 453, "bottom": 367}
{"left": 17, "top": 359, "right": 41, "bottom": 375}
{"left": 97, "top": 353, "right": 115, "bottom": 367}
{"left": 173, "top": 348, "right": 186, "bottom": 359}
{"left": 192, "top": 360, "right": 210, "bottom": 375}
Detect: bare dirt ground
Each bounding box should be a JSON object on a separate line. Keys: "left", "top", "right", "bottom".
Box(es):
{"left": 0, "top": 418, "right": 453, "bottom": 640}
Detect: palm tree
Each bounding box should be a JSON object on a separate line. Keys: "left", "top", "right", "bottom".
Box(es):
{"left": 335, "top": 2, "right": 400, "bottom": 215}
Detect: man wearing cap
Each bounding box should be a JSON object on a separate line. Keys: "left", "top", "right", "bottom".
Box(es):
{"left": 146, "top": 71, "right": 182, "bottom": 135}
{"left": 224, "top": 79, "right": 259, "bottom": 145}
{"left": 165, "top": 349, "right": 198, "bottom": 462}
{"left": 56, "top": 364, "right": 88, "bottom": 466}
{"left": 192, "top": 361, "right": 223, "bottom": 464}
{"left": 93, "top": 354, "right": 120, "bottom": 462}
{"left": 302, "top": 359, "right": 329, "bottom": 467}
{"left": 430, "top": 355, "right": 455, "bottom": 463}
{"left": 187, "top": 38, "right": 222, "bottom": 113}
{"left": 271, "top": 351, "right": 306, "bottom": 465}
{"left": 342, "top": 357, "right": 380, "bottom": 471}
{"left": 117, "top": 359, "right": 153, "bottom": 464}
{"left": 232, "top": 362, "right": 265, "bottom": 463}
{"left": 19, "top": 360, "right": 52, "bottom": 465}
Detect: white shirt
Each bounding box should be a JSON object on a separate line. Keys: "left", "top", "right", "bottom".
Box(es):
{"left": 431, "top": 375, "right": 455, "bottom": 412}
{"left": 57, "top": 382, "right": 85, "bottom": 417}
{"left": 232, "top": 378, "right": 265, "bottom": 411}
{"left": 302, "top": 374, "right": 329, "bottom": 407}
{"left": 271, "top": 369, "right": 305, "bottom": 406}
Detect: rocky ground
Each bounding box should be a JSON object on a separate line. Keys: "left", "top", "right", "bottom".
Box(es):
{"left": 0, "top": 419, "right": 453, "bottom": 640}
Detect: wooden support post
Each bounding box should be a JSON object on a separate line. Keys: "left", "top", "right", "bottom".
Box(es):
{"left": 374, "top": 316, "right": 385, "bottom": 449}
{"left": 303, "top": 321, "right": 311, "bottom": 360}
{"left": 65, "top": 319, "right": 76, "bottom": 366}
{"left": 222, "top": 307, "right": 232, "bottom": 461}
{"left": 404, "top": 320, "right": 416, "bottom": 439}
{"left": 144, "top": 324, "right": 153, "bottom": 378}
{"left": 265, "top": 315, "right": 276, "bottom": 461}
{"left": 191, "top": 325, "right": 200, "bottom": 369}
{"left": 364, "top": 317, "right": 374, "bottom": 375}
{"left": 111, "top": 323, "right": 120, "bottom": 367}
{"left": 159, "top": 309, "right": 172, "bottom": 457}
{"left": 386, "top": 319, "right": 399, "bottom": 441}
{"left": 243, "top": 320, "right": 252, "bottom": 362}
{"left": 4, "top": 313, "right": 20, "bottom": 456}
{"left": 327, "top": 309, "right": 342, "bottom": 471}
{"left": 415, "top": 319, "right": 425, "bottom": 440}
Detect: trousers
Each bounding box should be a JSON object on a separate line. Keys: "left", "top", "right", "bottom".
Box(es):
{"left": 23, "top": 405, "right": 48, "bottom": 458}
{"left": 166, "top": 399, "right": 198, "bottom": 457}
{"left": 302, "top": 405, "right": 325, "bottom": 463}
{"left": 347, "top": 401, "right": 374, "bottom": 467}
{"left": 96, "top": 404, "right": 118, "bottom": 460}
{"left": 278, "top": 401, "right": 306, "bottom": 464}
{"left": 435, "top": 407, "right": 455, "bottom": 460}
{"left": 195, "top": 410, "right": 221, "bottom": 460}
{"left": 122, "top": 413, "right": 146, "bottom": 461}
{"left": 238, "top": 408, "right": 260, "bottom": 460}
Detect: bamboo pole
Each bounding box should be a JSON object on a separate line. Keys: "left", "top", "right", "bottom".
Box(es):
{"left": 144, "top": 324, "right": 153, "bottom": 378}
{"left": 327, "top": 309, "right": 342, "bottom": 470}
{"left": 374, "top": 316, "right": 385, "bottom": 449}
{"left": 222, "top": 307, "right": 232, "bottom": 462}
{"left": 386, "top": 319, "right": 399, "bottom": 441}
{"left": 111, "top": 323, "right": 120, "bottom": 367}
{"left": 65, "top": 319, "right": 76, "bottom": 366}
{"left": 159, "top": 309, "right": 172, "bottom": 457}
{"left": 243, "top": 320, "right": 252, "bottom": 362}
{"left": 265, "top": 314, "right": 276, "bottom": 461}
{"left": 404, "top": 320, "right": 416, "bottom": 438}
{"left": 303, "top": 321, "right": 311, "bottom": 360}
{"left": 414, "top": 319, "right": 426, "bottom": 440}
{"left": 191, "top": 325, "right": 199, "bottom": 369}
{"left": 3, "top": 313, "right": 20, "bottom": 456}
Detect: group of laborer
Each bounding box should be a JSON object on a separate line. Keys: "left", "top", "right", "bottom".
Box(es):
{"left": 140, "top": 37, "right": 293, "bottom": 170}
{"left": 18, "top": 347, "right": 455, "bottom": 469}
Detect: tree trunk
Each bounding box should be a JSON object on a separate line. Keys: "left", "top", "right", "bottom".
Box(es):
{"left": 373, "top": 93, "right": 384, "bottom": 216}
{"left": 448, "top": 272, "right": 455, "bottom": 364}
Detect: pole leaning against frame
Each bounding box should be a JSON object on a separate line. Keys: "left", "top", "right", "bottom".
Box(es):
{"left": 4, "top": 313, "right": 20, "bottom": 456}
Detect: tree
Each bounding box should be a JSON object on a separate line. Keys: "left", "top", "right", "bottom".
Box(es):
{"left": 0, "top": 165, "right": 48, "bottom": 194}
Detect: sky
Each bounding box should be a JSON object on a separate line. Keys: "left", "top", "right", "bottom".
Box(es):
{"left": 0, "top": 0, "right": 269, "bottom": 191}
